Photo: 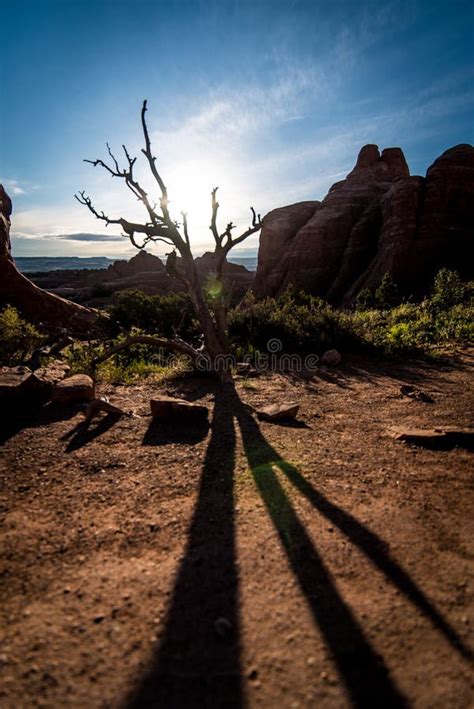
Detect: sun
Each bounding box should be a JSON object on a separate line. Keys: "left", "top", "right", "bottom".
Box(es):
{"left": 165, "top": 161, "right": 233, "bottom": 249}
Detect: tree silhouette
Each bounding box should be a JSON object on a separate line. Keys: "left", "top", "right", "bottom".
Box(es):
{"left": 76, "top": 101, "right": 263, "bottom": 379}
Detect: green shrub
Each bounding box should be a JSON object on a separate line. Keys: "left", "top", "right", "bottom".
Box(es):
{"left": 228, "top": 276, "right": 473, "bottom": 359}
{"left": 105, "top": 290, "right": 199, "bottom": 340}
{"left": 431, "top": 268, "right": 465, "bottom": 309}
{"left": 0, "top": 306, "right": 45, "bottom": 365}
{"left": 375, "top": 272, "right": 399, "bottom": 308}
{"left": 229, "top": 288, "right": 336, "bottom": 353}
{"left": 65, "top": 334, "right": 191, "bottom": 384}
{"left": 355, "top": 288, "right": 375, "bottom": 310}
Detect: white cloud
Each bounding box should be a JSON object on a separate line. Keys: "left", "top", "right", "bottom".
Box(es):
{"left": 1, "top": 178, "right": 26, "bottom": 196}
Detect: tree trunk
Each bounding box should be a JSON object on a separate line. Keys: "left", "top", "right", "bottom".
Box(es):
{"left": 181, "top": 250, "right": 232, "bottom": 379}
{"left": 0, "top": 186, "right": 97, "bottom": 334}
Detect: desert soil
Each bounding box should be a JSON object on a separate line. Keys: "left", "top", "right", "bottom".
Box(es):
{"left": 0, "top": 350, "right": 473, "bottom": 708}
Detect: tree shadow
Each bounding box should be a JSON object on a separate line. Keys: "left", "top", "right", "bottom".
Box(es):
{"left": 275, "top": 460, "right": 472, "bottom": 660}
{"left": 232, "top": 388, "right": 408, "bottom": 708}
{"left": 62, "top": 412, "right": 122, "bottom": 452}
{"left": 142, "top": 418, "right": 210, "bottom": 446}
{"left": 0, "top": 402, "right": 81, "bottom": 445}
{"left": 128, "top": 386, "right": 243, "bottom": 708}
{"left": 128, "top": 381, "right": 471, "bottom": 708}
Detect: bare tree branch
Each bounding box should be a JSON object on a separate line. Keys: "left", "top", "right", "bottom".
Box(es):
{"left": 75, "top": 191, "right": 123, "bottom": 226}
{"left": 77, "top": 100, "right": 266, "bottom": 377}
{"left": 181, "top": 211, "right": 190, "bottom": 247}
{"left": 92, "top": 335, "right": 199, "bottom": 366}
{"left": 210, "top": 187, "right": 220, "bottom": 245}
{"left": 141, "top": 99, "right": 170, "bottom": 220}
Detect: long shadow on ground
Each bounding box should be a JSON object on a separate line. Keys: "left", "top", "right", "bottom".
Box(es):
{"left": 127, "top": 382, "right": 470, "bottom": 708}
{"left": 232, "top": 388, "right": 408, "bottom": 708}
{"left": 128, "top": 388, "right": 243, "bottom": 708}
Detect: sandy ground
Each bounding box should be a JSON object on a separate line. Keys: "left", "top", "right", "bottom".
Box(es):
{"left": 0, "top": 350, "right": 473, "bottom": 708}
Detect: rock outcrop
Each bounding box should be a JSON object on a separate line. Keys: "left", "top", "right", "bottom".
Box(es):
{"left": 0, "top": 185, "right": 97, "bottom": 331}
{"left": 28, "top": 248, "right": 254, "bottom": 306}
{"left": 253, "top": 144, "right": 474, "bottom": 303}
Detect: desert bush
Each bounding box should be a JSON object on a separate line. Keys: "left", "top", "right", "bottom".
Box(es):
{"left": 228, "top": 274, "right": 473, "bottom": 358}
{"left": 374, "top": 272, "right": 399, "bottom": 308}
{"left": 105, "top": 290, "right": 199, "bottom": 340}
{"left": 431, "top": 268, "right": 465, "bottom": 309}
{"left": 65, "top": 333, "right": 190, "bottom": 384}
{"left": 0, "top": 306, "right": 45, "bottom": 365}
{"left": 355, "top": 288, "right": 375, "bottom": 310}
{"left": 229, "top": 288, "right": 336, "bottom": 353}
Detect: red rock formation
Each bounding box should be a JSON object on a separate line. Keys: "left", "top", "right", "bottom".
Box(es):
{"left": 0, "top": 185, "right": 96, "bottom": 332}
{"left": 253, "top": 144, "right": 474, "bottom": 303}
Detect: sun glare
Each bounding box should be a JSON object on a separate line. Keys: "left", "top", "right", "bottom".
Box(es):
{"left": 165, "top": 161, "right": 239, "bottom": 248}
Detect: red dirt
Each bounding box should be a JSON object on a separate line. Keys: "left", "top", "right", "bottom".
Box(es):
{"left": 1, "top": 350, "right": 473, "bottom": 708}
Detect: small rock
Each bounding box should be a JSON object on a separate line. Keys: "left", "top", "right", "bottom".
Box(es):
{"left": 399, "top": 384, "right": 434, "bottom": 403}
{"left": 416, "top": 391, "right": 434, "bottom": 403}
{"left": 321, "top": 349, "right": 341, "bottom": 366}
{"left": 52, "top": 374, "right": 95, "bottom": 405}
{"left": 150, "top": 397, "right": 208, "bottom": 423}
{"left": 256, "top": 402, "right": 299, "bottom": 422}
{"left": 392, "top": 427, "right": 474, "bottom": 450}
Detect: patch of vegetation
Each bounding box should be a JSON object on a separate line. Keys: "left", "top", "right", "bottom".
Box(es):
{"left": 229, "top": 289, "right": 336, "bottom": 354}
{"left": 0, "top": 306, "right": 46, "bottom": 365}
{"left": 64, "top": 334, "right": 191, "bottom": 384}
{"left": 229, "top": 270, "right": 473, "bottom": 357}
{"left": 2, "top": 269, "right": 471, "bottom": 378}
{"left": 104, "top": 290, "right": 199, "bottom": 341}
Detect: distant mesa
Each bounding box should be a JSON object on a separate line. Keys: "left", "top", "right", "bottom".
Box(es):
{"left": 25, "top": 245, "right": 253, "bottom": 306}
{"left": 253, "top": 143, "right": 474, "bottom": 303}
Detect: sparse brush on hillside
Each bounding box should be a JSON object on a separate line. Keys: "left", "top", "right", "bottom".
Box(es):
{"left": 229, "top": 269, "right": 473, "bottom": 357}
{"left": 0, "top": 305, "right": 45, "bottom": 365}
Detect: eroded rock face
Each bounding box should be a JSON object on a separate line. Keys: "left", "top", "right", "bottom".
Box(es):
{"left": 0, "top": 185, "right": 97, "bottom": 331}
{"left": 253, "top": 144, "right": 474, "bottom": 303}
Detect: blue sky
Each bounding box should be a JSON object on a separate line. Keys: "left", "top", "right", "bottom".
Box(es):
{"left": 1, "top": 0, "right": 473, "bottom": 258}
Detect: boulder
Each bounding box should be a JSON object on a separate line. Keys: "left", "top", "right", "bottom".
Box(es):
{"left": 51, "top": 374, "right": 95, "bottom": 405}
{"left": 150, "top": 397, "right": 209, "bottom": 422}
{"left": 253, "top": 144, "right": 474, "bottom": 304}
{"left": 321, "top": 349, "right": 341, "bottom": 366}
{"left": 22, "top": 360, "right": 71, "bottom": 401}
{"left": 256, "top": 402, "right": 300, "bottom": 422}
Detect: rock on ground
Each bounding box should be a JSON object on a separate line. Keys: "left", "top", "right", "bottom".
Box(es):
{"left": 51, "top": 374, "right": 95, "bottom": 405}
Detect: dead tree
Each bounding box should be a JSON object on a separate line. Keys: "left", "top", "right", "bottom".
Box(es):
{"left": 76, "top": 100, "right": 263, "bottom": 378}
